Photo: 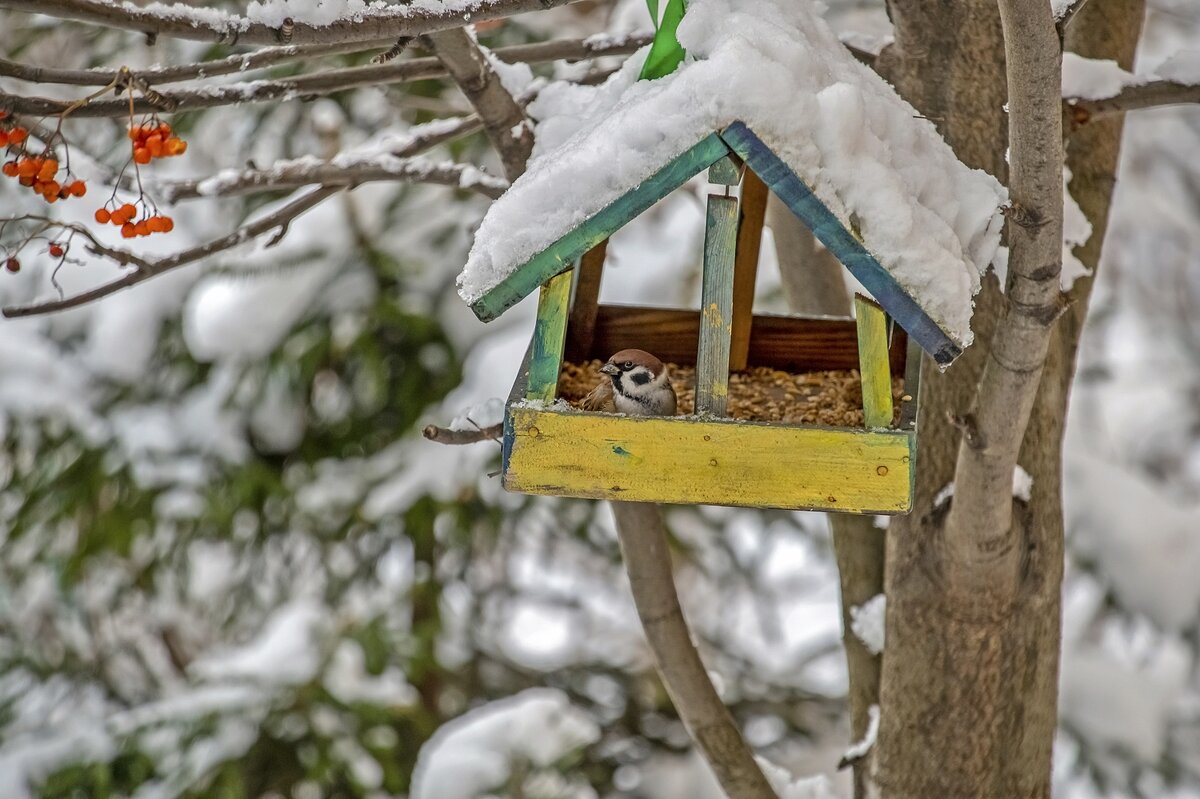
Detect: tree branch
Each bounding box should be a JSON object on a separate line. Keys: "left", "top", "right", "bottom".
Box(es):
{"left": 1055, "top": 0, "right": 1092, "bottom": 34}
{"left": 0, "top": 0, "right": 585, "bottom": 47}
{"left": 0, "top": 34, "right": 650, "bottom": 119}
{"left": 1066, "top": 80, "right": 1200, "bottom": 127}
{"left": 422, "top": 424, "right": 502, "bottom": 444}
{"left": 943, "top": 0, "right": 1063, "bottom": 592}
{"left": 160, "top": 155, "right": 505, "bottom": 202}
{"left": 2, "top": 186, "right": 338, "bottom": 318}
{"left": 428, "top": 28, "right": 533, "bottom": 182}
{"left": 0, "top": 40, "right": 378, "bottom": 87}
{"left": 610, "top": 502, "right": 777, "bottom": 799}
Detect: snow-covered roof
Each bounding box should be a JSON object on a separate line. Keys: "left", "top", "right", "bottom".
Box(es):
{"left": 457, "top": 0, "right": 1006, "bottom": 353}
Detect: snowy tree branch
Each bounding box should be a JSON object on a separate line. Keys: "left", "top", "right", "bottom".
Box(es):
{"left": 0, "top": 41, "right": 375, "bottom": 87}
{"left": 943, "top": 0, "right": 1064, "bottom": 591}
{"left": 0, "top": 0, "right": 585, "bottom": 47}
{"left": 428, "top": 29, "right": 533, "bottom": 182}
{"left": 0, "top": 35, "right": 648, "bottom": 119}
{"left": 611, "top": 502, "right": 778, "bottom": 799}
{"left": 2, "top": 186, "right": 338, "bottom": 318}
{"left": 1066, "top": 80, "right": 1200, "bottom": 126}
{"left": 1055, "top": 0, "right": 1092, "bottom": 35}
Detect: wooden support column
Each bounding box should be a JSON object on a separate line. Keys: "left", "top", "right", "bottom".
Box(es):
{"left": 526, "top": 271, "right": 573, "bottom": 402}
{"left": 854, "top": 294, "right": 894, "bottom": 428}
{"left": 565, "top": 241, "right": 607, "bottom": 362}
{"left": 696, "top": 157, "right": 739, "bottom": 416}
{"left": 729, "top": 170, "right": 769, "bottom": 371}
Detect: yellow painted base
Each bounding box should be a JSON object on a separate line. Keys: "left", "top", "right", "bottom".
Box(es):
{"left": 503, "top": 406, "right": 915, "bottom": 514}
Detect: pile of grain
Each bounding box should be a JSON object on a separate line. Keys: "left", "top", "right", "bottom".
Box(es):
{"left": 558, "top": 360, "right": 907, "bottom": 427}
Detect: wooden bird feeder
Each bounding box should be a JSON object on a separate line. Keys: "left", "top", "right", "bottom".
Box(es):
{"left": 462, "top": 122, "right": 974, "bottom": 515}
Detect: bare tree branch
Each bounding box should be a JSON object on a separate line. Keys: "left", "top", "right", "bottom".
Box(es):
{"left": 1055, "top": 0, "right": 1092, "bottom": 34}
{"left": 943, "top": 0, "right": 1064, "bottom": 592}
{"left": 428, "top": 28, "right": 533, "bottom": 182}
{"left": 422, "top": 424, "right": 502, "bottom": 444}
{"left": 1067, "top": 80, "right": 1200, "bottom": 126}
{"left": 0, "top": 34, "right": 650, "bottom": 119}
{"left": 611, "top": 502, "right": 777, "bottom": 799}
{"left": 0, "top": 0, "right": 586, "bottom": 47}
{"left": 2, "top": 186, "right": 338, "bottom": 318}
{"left": 0, "top": 41, "right": 379, "bottom": 87}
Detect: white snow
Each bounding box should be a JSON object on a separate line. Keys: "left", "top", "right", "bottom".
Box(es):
{"left": 756, "top": 756, "right": 840, "bottom": 799}
{"left": 1012, "top": 465, "right": 1033, "bottom": 502}
{"left": 459, "top": 0, "right": 1007, "bottom": 348}
{"left": 841, "top": 704, "right": 881, "bottom": 762}
{"left": 409, "top": 688, "right": 600, "bottom": 799}
{"left": 849, "top": 594, "right": 886, "bottom": 655}
{"left": 1061, "top": 166, "right": 1094, "bottom": 290}
{"left": 1062, "top": 53, "right": 1141, "bottom": 100}
{"left": 449, "top": 397, "right": 505, "bottom": 430}
{"left": 191, "top": 600, "right": 325, "bottom": 685}
{"left": 1155, "top": 49, "right": 1200, "bottom": 83}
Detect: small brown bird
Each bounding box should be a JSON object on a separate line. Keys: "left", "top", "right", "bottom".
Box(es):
{"left": 581, "top": 349, "right": 677, "bottom": 416}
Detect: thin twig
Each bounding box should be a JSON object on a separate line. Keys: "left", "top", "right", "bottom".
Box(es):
{"left": 0, "top": 34, "right": 650, "bottom": 119}
{"left": 422, "top": 423, "right": 503, "bottom": 444}
{"left": 2, "top": 187, "right": 337, "bottom": 318}
{"left": 0, "top": 0, "right": 586, "bottom": 47}
{"left": 1066, "top": 80, "right": 1200, "bottom": 127}
{"left": 157, "top": 116, "right": 490, "bottom": 201}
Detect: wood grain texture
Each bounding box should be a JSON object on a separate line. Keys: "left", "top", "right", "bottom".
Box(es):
{"left": 565, "top": 241, "right": 608, "bottom": 362}
{"left": 504, "top": 406, "right": 915, "bottom": 513}
{"left": 587, "top": 305, "right": 909, "bottom": 374}
{"left": 526, "top": 271, "right": 572, "bottom": 401}
{"left": 707, "top": 155, "right": 742, "bottom": 185}
{"left": 730, "top": 170, "right": 769, "bottom": 370}
{"left": 719, "top": 121, "right": 962, "bottom": 365}
{"left": 470, "top": 133, "right": 731, "bottom": 322}
{"left": 855, "top": 295, "right": 895, "bottom": 429}
{"left": 696, "top": 195, "right": 738, "bottom": 415}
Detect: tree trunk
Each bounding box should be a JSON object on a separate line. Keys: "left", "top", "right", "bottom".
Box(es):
{"left": 870, "top": 2, "right": 1143, "bottom": 796}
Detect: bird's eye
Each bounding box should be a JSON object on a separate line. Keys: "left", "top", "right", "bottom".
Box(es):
{"left": 623, "top": 361, "right": 633, "bottom": 370}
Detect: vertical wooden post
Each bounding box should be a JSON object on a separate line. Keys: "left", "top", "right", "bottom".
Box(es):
{"left": 729, "top": 170, "right": 769, "bottom": 371}
{"left": 854, "top": 294, "right": 894, "bottom": 428}
{"left": 526, "top": 270, "right": 573, "bottom": 402}
{"left": 696, "top": 161, "right": 739, "bottom": 415}
{"left": 565, "top": 241, "right": 607, "bottom": 362}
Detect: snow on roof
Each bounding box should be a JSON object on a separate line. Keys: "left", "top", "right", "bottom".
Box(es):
{"left": 457, "top": 0, "right": 1007, "bottom": 347}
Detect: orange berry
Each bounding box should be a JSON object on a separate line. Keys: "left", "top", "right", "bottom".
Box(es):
{"left": 133, "top": 147, "right": 151, "bottom": 165}
{"left": 161, "top": 216, "right": 174, "bottom": 232}
{"left": 2, "top": 161, "right": 16, "bottom": 177}
{"left": 134, "top": 220, "right": 150, "bottom": 236}
{"left": 4, "top": 257, "right": 19, "bottom": 273}
{"left": 120, "top": 222, "right": 136, "bottom": 238}
{"left": 41, "top": 179, "right": 60, "bottom": 196}
{"left": 117, "top": 203, "right": 136, "bottom": 219}
{"left": 94, "top": 208, "right": 111, "bottom": 224}
{"left": 18, "top": 175, "right": 33, "bottom": 187}
{"left": 16, "top": 159, "right": 36, "bottom": 178}
{"left": 157, "top": 123, "right": 171, "bottom": 138}
{"left": 37, "top": 159, "right": 58, "bottom": 180}
{"left": 43, "top": 193, "right": 57, "bottom": 204}
{"left": 69, "top": 180, "right": 86, "bottom": 197}
{"left": 8, "top": 127, "right": 27, "bottom": 144}
{"left": 128, "top": 125, "right": 143, "bottom": 141}
{"left": 48, "top": 244, "right": 64, "bottom": 257}
{"left": 145, "top": 134, "right": 163, "bottom": 157}
{"left": 0, "top": 131, "right": 8, "bottom": 148}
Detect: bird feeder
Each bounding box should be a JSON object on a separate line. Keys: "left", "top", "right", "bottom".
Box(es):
{"left": 454, "top": 3, "right": 1004, "bottom": 514}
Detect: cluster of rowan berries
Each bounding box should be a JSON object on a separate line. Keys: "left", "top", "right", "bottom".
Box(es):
{"left": 0, "top": 116, "right": 29, "bottom": 149}
{"left": 2, "top": 156, "right": 88, "bottom": 203}
{"left": 129, "top": 121, "right": 186, "bottom": 165}
{"left": 94, "top": 203, "right": 174, "bottom": 238}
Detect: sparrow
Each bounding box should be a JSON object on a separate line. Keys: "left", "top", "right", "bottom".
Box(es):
{"left": 581, "top": 349, "right": 677, "bottom": 417}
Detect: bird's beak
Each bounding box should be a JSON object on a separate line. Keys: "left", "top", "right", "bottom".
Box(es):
{"left": 599, "top": 362, "right": 619, "bottom": 376}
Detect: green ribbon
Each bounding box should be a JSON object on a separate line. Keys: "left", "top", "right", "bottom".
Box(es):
{"left": 638, "top": 0, "right": 687, "bottom": 80}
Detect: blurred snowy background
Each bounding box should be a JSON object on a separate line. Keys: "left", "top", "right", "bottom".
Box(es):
{"left": 0, "top": 1, "right": 1198, "bottom": 797}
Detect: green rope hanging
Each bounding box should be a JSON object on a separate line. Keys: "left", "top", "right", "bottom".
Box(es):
{"left": 638, "top": 0, "right": 687, "bottom": 80}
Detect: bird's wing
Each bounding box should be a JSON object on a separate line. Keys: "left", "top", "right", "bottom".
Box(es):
{"left": 580, "top": 380, "right": 615, "bottom": 413}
